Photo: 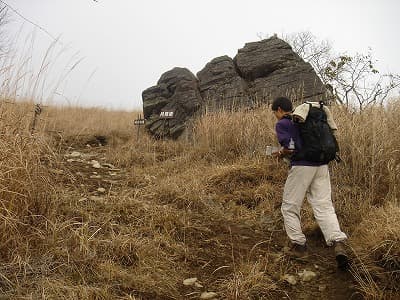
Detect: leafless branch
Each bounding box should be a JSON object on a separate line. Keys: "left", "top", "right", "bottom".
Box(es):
{"left": 284, "top": 31, "right": 400, "bottom": 111}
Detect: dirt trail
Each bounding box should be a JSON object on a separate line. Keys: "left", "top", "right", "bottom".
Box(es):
{"left": 58, "top": 145, "right": 361, "bottom": 300}
{"left": 279, "top": 233, "right": 360, "bottom": 300}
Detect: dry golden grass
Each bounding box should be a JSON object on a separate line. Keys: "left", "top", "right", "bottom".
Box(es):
{"left": 350, "top": 203, "right": 400, "bottom": 299}
{"left": 192, "top": 106, "right": 277, "bottom": 158}
{"left": 41, "top": 106, "right": 138, "bottom": 135}
{"left": 0, "top": 97, "right": 399, "bottom": 299}
{"left": 215, "top": 259, "right": 279, "bottom": 299}
{"left": 333, "top": 102, "right": 400, "bottom": 204}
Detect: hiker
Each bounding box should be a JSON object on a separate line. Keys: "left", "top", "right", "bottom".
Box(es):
{"left": 271, "top": 96, "right": 348, "bottom": 269}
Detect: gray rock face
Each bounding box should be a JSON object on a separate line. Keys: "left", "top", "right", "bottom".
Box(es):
{"left": 142, "top": 67, "right": 202, "bottom": 139}
{"left": 234, "top": 38, "right": 300, "bottom": 80}
{"left": 249, "top": 62, "right": 327, "bottom": 103}
{"left": 142, "top": 37, "right": 328, "bottom": 139}
{"left": 142, "top": 84, "right": 171, "bottom": 117}
{"left": 197, "top": 56, "right": 248, "bottom": 109}
{"left": 235, "top": 37, "right": 326, "bottom": 103}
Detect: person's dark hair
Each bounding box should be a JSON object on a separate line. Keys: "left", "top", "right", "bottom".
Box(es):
{"left": 271, "top": 97, "right": 293, "bottom": 112}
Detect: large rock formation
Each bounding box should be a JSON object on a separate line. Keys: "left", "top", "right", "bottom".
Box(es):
{"left": 142, "top": 67, "right": 202, "bottom": 138}
{"left": 142, "top": 36, "right": 329, "bottom": 139}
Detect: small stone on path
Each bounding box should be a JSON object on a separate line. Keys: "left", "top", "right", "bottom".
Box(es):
{"left": 183, "top": 277, "right": 198, "bottom": 286}
{"left": 69, "top": 151, "right": 82, "bottom": 158}
{"left": 91, "top": 160, "right": 101, "bottom": 168}
{"left": 200, "top": 292, "right": 217, "bottom": 299}
{"left": 89, "top": 196, "right": 103, "bottom": 201}
{"left": 298, "top": 270, "right": 317, "bottom": 282}
{"left": 283, "top": 274, "right": 297, "bottom": 285}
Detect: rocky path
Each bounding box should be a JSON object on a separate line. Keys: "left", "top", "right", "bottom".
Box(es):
{"left": 55, "top": 147, "right": 128, "bottom": 195}
{"left": 56, "top": 145, "right": 361, "bottom": 300}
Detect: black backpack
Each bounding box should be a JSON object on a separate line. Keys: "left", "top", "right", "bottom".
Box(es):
{"left": 293, "top": 102, "right": 339, "bottom": 164}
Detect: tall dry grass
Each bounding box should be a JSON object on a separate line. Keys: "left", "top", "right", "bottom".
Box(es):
{"left": 39, "top": 105, "right": 140, "bottom": 149}
{"left": 192, "top": 100, "right": 400, "bottom": 205}
{"left": 0, "top": 100, "right": 58, "bottom": 295}
{"left": 0, "top": 101, "right": 183, "bottom": 298}
{"left": 192, "top": 105, "right": 277, "bottom": 158}
{"left": 190, "top": 99, "right": 400, "bottom": 299}
{"left": 333, "top": 101, "right": 400, "bottom": 204}
{"left": 0, "top": 96, "right": 399, "bottom": 298}
{"left": 0, "top": 24, "right": 149, "bottom": 297}
{"left": 350, "top": 203, "right": 399, "bottom": 299}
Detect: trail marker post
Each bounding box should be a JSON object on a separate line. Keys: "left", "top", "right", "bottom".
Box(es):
{"left": 133, "top": 114, "right": 145, "bottom": 141}
{"left": 30, "top": 104, "right": 42, "bottom": 134}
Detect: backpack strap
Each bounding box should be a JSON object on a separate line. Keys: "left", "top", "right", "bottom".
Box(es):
{"left": 283, "top": 114, "right": 292, "bottom": 121}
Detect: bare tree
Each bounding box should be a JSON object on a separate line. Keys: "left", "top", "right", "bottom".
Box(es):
{"left": 283, "top": 31, "right": 400, "bottom": 110}
{"left": 324, "top": 53, "right": 400, "bottom": 110}
{"left": 283, "top": 31, "right": 333, "bottom": 84}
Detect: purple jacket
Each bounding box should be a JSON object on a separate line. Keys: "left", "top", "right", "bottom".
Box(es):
{"left": 275, "top": 116, "right": 325, "bottom": 167}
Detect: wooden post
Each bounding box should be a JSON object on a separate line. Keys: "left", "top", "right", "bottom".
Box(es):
{"left": 133, "top": 115, "right": 145, "bottom": 142}
{"left": 136, "top": 113, "right": 141, "bottom": 142}
{"left": 31, "top": 104, "right": 42, "bottom": 134}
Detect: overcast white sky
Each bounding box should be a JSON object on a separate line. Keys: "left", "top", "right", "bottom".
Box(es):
{"left": 4, "top": 0, "right": 400, "bottom": 110}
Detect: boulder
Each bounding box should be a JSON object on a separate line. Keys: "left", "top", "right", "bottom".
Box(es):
{"left": 142, "top": 37, "right": 329, "bottom": 139}
{"left": 157, "top": 67, "right": 198, "bottom": 94}
{"left": 234, "top": 36, "right": 300, "bottom": 81}
{"left": 235, "top": 36, "right": 327, "bottom": 103}
{"left": 142, "top": 67, "right": 202, "bottom": 139}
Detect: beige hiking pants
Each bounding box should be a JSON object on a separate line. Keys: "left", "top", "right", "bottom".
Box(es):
{"left": 281, "top": 165, "right": 347, "bottom": 246}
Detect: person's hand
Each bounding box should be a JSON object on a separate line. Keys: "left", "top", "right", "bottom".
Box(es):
{"left": 271, "top": 150, "right": 281, "bottom": 158}
{"left": 272, "top": 148, "right": 294, "bottom": 160}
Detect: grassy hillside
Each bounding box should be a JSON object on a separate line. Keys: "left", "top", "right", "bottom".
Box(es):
{"left": 0, "top": 99, "right": 398, "bottom": 299}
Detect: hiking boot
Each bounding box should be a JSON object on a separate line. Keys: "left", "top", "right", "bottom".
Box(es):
{"left": 333, "top": 241, "right": 349, "bottom": 270}
{"left": 285, "top": 243, "right": 308, "bottom": 258}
